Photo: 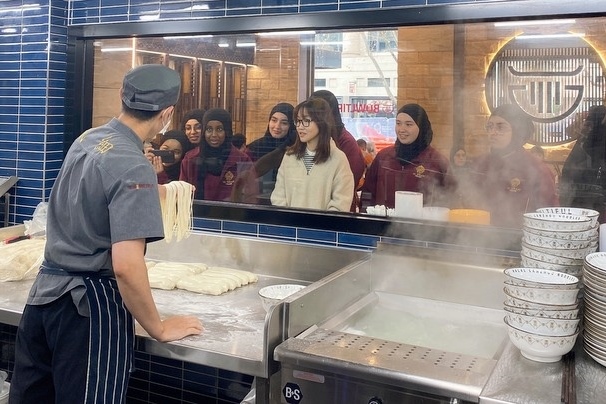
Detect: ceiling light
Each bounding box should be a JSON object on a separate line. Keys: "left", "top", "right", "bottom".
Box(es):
{"left": 100, "top": 47, "right": 133, "bottom": 52}
{"left": 516, "top": 33, "right": 585, "bottom": 40}
{"left": 164, "top": 35, "right": 213, "bottom": 40}
{"left": 218, "top": 43, "right": 230, "bottom": 48}
{"left": 494, "top": 19, "right": 575, "bottom": 27}
{"left": 236, "top": 42, "right": 256, "bottom": 48}
{"left": 300, "top": 41, "right": 344, "bottom": 46}
{"left": 258, "top": 31, "right": 316, "bottom": 37}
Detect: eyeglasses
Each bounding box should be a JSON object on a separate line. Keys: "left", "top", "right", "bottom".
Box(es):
{"left": 485, "top": 122, "right": 511, "bottom": 133}
{"left": 205, "top": 127, "right": 224, "bottom": 134}
{"left": 295, "top": 118, "right": 313, "bottom": 127}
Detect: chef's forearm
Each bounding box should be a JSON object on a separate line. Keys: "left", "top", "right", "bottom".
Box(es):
{"left": 112, "top": 239, "right": 165, "bottom": 339}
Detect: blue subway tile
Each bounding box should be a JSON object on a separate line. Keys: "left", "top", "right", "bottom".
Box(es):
{"left": 226, "top": 8, "right": 261, "bottom": 16}
{"left": 338, "top": 232, "right": 379, "bottom": 248}
{"left": 261, "top": 6, "right": 298, "bottom": 14}
{"left": 100, "top": 5, "right": 129, "bottom": 17}
{"left": 227, "top": 0, "right": 261, "bottom": 8}
{"left": 0, "top": 43, "right": 20, "bottom": 52}
{"left": 428, "top": 0, "right": 474, "bottom": 3}
{"left": 222, "top": 220, "right": 258, "bottom": 236}
{"left": 258, "top": 224, "right": 296, "bottom": 239}
{"left": 17, "top": 160, "right": 44, "bottom": 170}
{"left": 193, "top": 217, "right": 222, "bottom": 232}
{"left": 0, "top": 150, "right": 17, "bottom": 160}
{"left": 297, "top": 228, "right": 337, "bottom": 243}
{"left": 262, "top": 0, "right": 298, "bottom": 5}
{"left": 300, "top": 4, "right": 339, "bottom": 12}
{"left": 339, "top": 1, "right": 382, "bottom": 10}
{"left": 381, "top": 0, "right": 425, "bottom": 6}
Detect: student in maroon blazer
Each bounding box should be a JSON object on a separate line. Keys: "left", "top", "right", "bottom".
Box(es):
{"left": 469, "top": 104, "right": 558, "bottom": 228}
{"left": 361, "top": 103, "right": 451, "bottom": 211}
{"left": 180, "top": 108, "right": 257, "bottom": 202}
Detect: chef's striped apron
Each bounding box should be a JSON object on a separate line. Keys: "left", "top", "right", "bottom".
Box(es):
{"left": 40, "top": 265, "right": 135, "bottom": 404}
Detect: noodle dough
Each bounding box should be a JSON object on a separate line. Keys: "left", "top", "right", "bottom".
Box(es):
{"left": 147, "top": 260, "right": 257, "bottom": 295}
{"left": 0, "top": 238, "right": 46, "bottom": 282}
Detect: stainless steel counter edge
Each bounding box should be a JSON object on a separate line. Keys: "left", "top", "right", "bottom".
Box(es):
{"left": 479, "top": 338, "right": 606, "bottom": 404}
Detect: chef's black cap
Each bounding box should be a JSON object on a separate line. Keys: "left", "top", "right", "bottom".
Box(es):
{"left": 121, "top": 64, "right": 181, "bottom": 111}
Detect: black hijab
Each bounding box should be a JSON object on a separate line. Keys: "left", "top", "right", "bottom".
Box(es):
{"left": 247, "top": 103, "right": 297, "bottom": 160}
{"left": 196, "top": 108, "right": 233, "bottom": 199}
{"left": 488, "top": 104, "right": 534, "bottom": 156}
{"left": 395, "top": 103, "right": 433, "bottom": 164}
{"left": 181, "top": 109, "right": 205, "bottom": 131}
{"left": 161, "top": 129, "right": 192, "bottom": 181}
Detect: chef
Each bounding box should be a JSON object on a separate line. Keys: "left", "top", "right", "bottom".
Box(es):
{"left": 10, "top": 64, "right": 203, "bottom": 404}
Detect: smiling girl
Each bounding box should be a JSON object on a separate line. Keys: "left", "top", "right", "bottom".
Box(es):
{"left": 361, "top": 103, "right": 451, "bottom": 210}
{"left": 271, "top": 98, "right": 354, "bottom": 212}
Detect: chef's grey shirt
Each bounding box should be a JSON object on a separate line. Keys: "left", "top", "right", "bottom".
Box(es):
{"left": 27, "top": 118, "right": 165, "bottom": 313}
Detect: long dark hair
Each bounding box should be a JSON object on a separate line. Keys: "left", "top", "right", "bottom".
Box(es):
{"left": 288, "top": 98, "right": 336, "bottom": 164}
{"left": 310, "top": 90, "right": 344, "bottom": 134}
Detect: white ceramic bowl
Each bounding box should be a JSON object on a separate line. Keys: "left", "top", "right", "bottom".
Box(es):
{"left": 523, "top": 212, "right": 593, "bottom": 232}
{"left": 258, "top": 284, "right": 305, "bottom": 312}
{"left": 504, "top": 294, "right": 581, "bottom": 311}
{"left": 584, "top": 252, "right": 606, "bottom": 275}
{"left": 519, "top": 254, "right": 583, "bottom": 276}
{"left": 504, "top": 267, "right": 579, "bottom": 289}
{"left": 504, "top": 317, "right": 579, "bottom": 362}
{"left": 536, "top": 207, "right": 600, "bottom": 227}
{"left": 503, "top": 304, "right": 580, "bottom": 320}
{"left": 522, "top": 242, "right": 591, "bottom": 260}
{"left": 521, "top": 244, "right": 587, "bottom": 265}
{"left": 503, "top": 284, "right": 580, "bottom": 305}
{"left": 523, "top": 224, "right": 598, "bottom": 241}
{"left": 522, "top": 232, "right": 592, "bottom": 250}
{"left": 504, "top": 312, "right": 580, "bottom": 336}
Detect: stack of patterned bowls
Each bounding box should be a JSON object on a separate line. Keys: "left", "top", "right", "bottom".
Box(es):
{"left": 582, "top": 252, "right": 606, "bottom": 366}
{"left": 521, "top": 208, "right": 599, "bottom": 277}
{"left": 503, "top": 267, "right": 582, "bottom": 362}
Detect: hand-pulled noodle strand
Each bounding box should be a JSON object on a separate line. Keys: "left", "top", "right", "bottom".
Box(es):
{"left": 161, "top": 181, "right": 194, "bottom": 242}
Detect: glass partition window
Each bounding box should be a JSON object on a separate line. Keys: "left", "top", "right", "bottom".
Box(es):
{"left": 90, "top": 17, "right": 606, "bottom": 228}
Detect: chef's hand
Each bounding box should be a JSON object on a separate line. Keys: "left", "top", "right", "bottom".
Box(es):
{"left": 155, "top": 315, "right": 203, "bottom": 342}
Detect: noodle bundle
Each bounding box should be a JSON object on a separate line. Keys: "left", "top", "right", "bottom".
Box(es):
{"left": 160, "top": 181, "right": 194, "bottom": 242}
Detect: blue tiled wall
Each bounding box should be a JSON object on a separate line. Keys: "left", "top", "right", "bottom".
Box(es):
{"left": 0, "top": 0, "right": 501, "bottom": 243}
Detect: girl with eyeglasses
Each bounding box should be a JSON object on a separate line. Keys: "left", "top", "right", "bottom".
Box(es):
{"left": 180, "top": 108, "right": 257, "bottom": 202}
{"left": 469, "top": 104, "right": 557, "bottom": 228}
{"left": 271, "top": 97, "right": 355, "bottom": 212}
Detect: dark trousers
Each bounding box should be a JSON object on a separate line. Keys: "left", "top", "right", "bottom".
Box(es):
{"left": 9, "top": 293, "right": 88, "bottom": 404}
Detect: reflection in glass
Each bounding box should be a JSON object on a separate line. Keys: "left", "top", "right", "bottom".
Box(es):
{"left": 90, "top": 17, "right": 606, "bottom": 228}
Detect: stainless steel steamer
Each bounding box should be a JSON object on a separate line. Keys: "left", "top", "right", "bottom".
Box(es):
{"left": 273, "top": 243, "right": 512, "bottom": 403}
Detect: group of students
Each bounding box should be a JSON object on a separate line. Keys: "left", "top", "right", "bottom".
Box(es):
{"left": 146, "top": 92, "right": 571, "bottom": 228}
{"left": 147, "top": 90, "right": 367, "bottom": 212}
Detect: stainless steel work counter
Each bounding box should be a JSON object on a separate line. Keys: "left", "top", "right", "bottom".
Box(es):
{"left": 0, "top": 226, "right": 368, "bottom": 381}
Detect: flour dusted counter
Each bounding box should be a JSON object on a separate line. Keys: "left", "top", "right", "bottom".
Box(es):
{"left": 0, "top": 225, "right": 368, "bottom": 403}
